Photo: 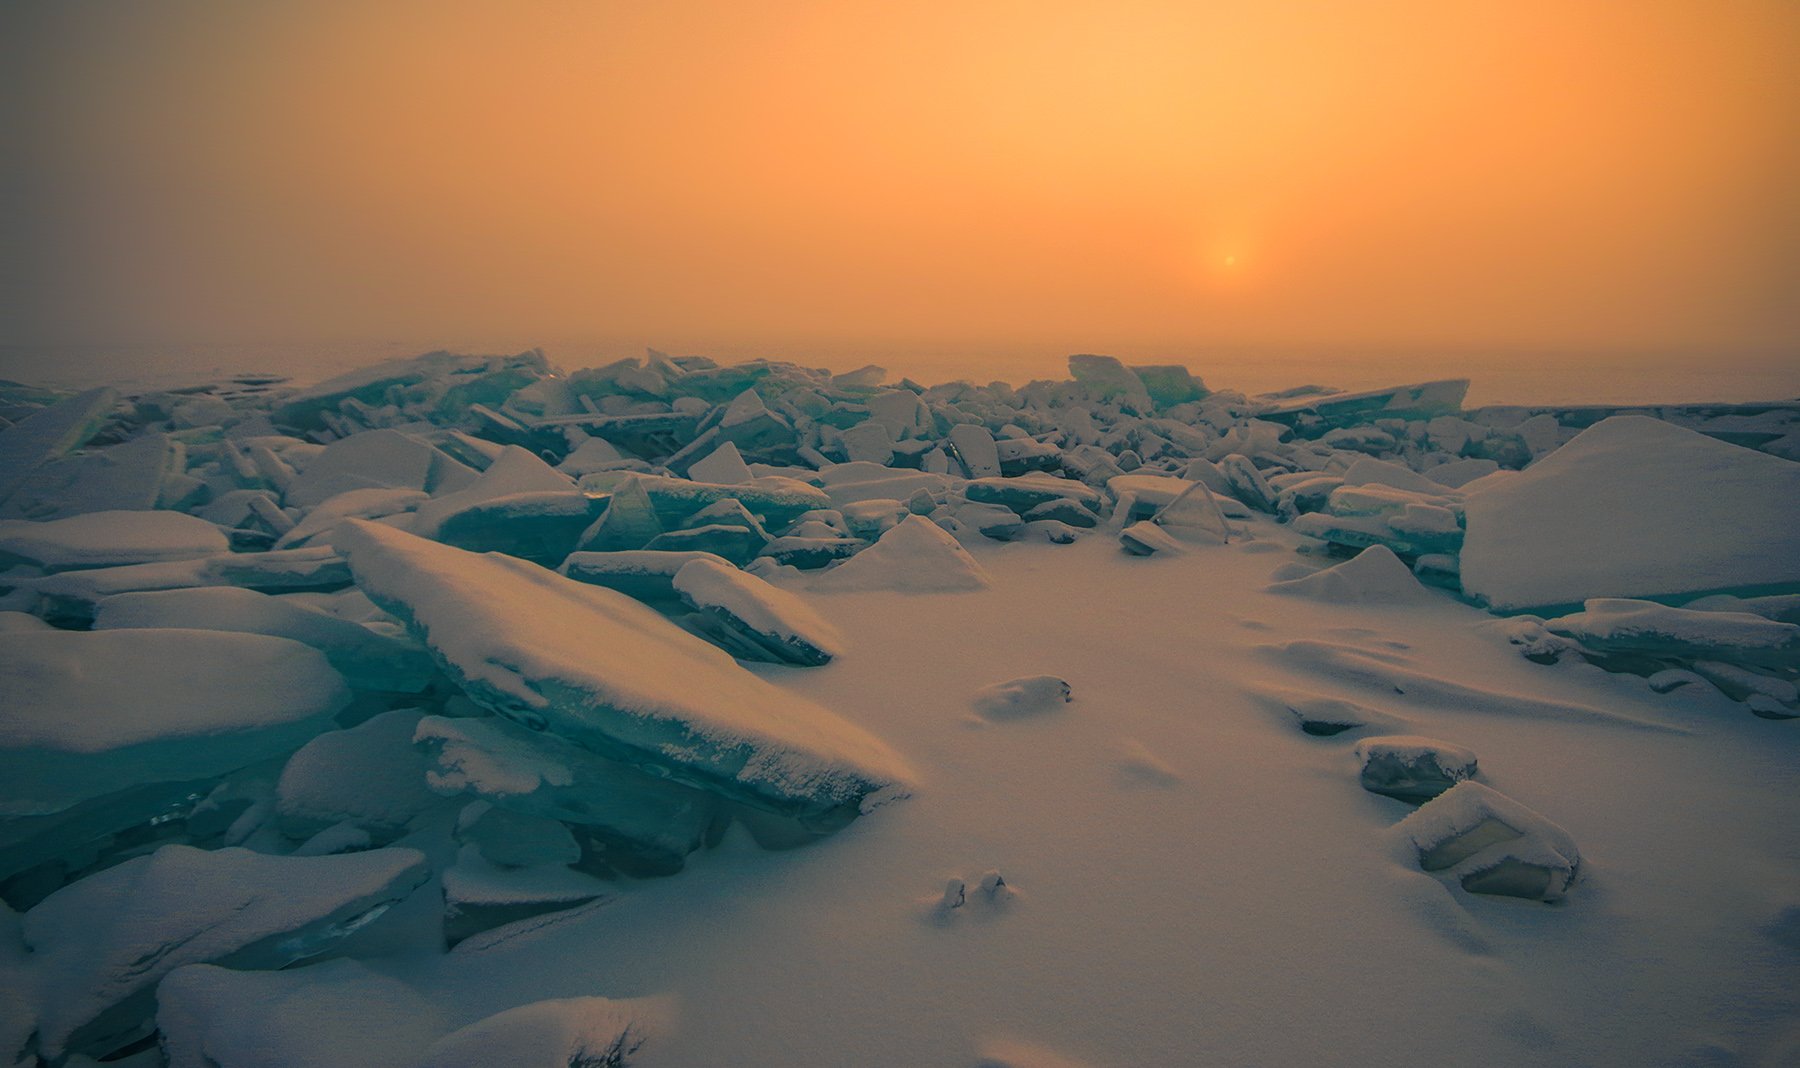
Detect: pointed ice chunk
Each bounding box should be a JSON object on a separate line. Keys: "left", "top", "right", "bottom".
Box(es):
{"left": 24, "top": 844, "right": 429, "bottom": 1060}
{"left": 674, "top": 556, "right": 843, "bottom": 666}
{"left": 578, "top": 475, "right": 665, "bottom": 552}
{"left": 1266, "top": 546, "right": 1433, "bottom": 605}
{"left": 811, "top": 515, "right": 989, "bottom": 593}
{"left": 410, "top": 446, "right": 573, "bottom": 539}
{"left": 436, "top": 490, "right": 605, "bottom": 565}
{"left": 0, "top": 510, "right": 227, "bottom": 570}
{"left": 686, "top": 440, "right": 754, "bottom": 484}
{"left": 1152, "top": 482, "right": 1231, "bottom": 545}
{"left": 1, "top": 629, "right": 348, "bottom": 817}
{"left": 336, "top": 521, "right": 908, "bottom": 818}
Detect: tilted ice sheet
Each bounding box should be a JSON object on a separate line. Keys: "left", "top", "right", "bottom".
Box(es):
{"left": 335, "top": 520, "right": 909, "bottom": 817}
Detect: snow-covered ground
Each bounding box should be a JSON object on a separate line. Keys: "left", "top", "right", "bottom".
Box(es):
{"left": 0, "top": 351, "right": 1795, "bottom": 1067}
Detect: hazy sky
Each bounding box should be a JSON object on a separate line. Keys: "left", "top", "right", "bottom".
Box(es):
{"left": 4, "top": 1, "right": 1796, "bottom": 360}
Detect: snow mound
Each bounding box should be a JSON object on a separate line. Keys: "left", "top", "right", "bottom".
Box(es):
{"left": 811, "top": 514, "right": 990, "bottom": 593}
{"left": 1460, "top": 416, "right": 1800, "bottom": 611}
{"left": 1266, "top": 545, "right": 1432, "bottom": 604}
{"left": 418, "top": 995, "right": 670, "bottom": 1068}
{"left": 973, "top": 675, "right": 1072, "bottom": 720}
{"left": 335, "top": 520, "right": 909, "bottom": 819}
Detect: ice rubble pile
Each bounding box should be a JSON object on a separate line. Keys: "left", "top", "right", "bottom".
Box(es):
{"left": 0, "top": 349, "right": 1794, "bottom": 1061}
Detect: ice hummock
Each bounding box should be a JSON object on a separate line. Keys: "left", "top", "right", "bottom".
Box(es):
{"left": 335, "top": 520, "right": 910, "bottom": 819}
{"left": 811, "top": 514, "right": 990, "bottom": 593}
{"left": 1459, "top": 416, "right": 1800, "bottom": 612}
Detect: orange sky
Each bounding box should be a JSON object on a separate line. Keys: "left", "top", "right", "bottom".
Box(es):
{"left": 3, "top": 0, "right": 1796, "bottom": 360}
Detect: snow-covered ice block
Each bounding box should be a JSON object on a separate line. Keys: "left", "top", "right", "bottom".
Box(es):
{"left": 811, "top": 515, "right": 989, "bottom": 593}
{"left": 559, "top": 549, "right": 732, "bottom": 603}
{"left": 94, "top": 586, "right": 434, "bottom": 692}
{"left": 276, "top": 710, "right": 444, "bottom": 840}
{"left": 1067, "top": 354, "right": 1153, "bottom": 412}
{"left": 1, "top": 629, "right": 348, "bottom": 816}
{"left": 25, "top": 545, "right": 352, "bottom": 625}
{"left": 1253, "top": 689, "right": 1408, "bottom": 737}
{"left": 949, "top": 423, "right": 1001, "bottom": 477}
{"left": 0, "top": 511, "right": 227, "bottom": 570}
{"left": 1118, "top": 521, "right": 1186, "bottom": 557}
{"left": 1153, "top": 482, "right": 1231, "bottom": 545}
{"left": 417, "top": 995, "right": 668, "bottom": 1068}
{"left": 965, "top": 473, "right": 1103, "bottom": 514}
{"left": 157, "top": 959, "right": 448, "bottom": 1068}
{"left": 1544, "top": 598, "right": 1800, "bottom": 671}
{"left": 673, "top": 556, "right": 843, "bottom": 666}
{"left": 24, "top": 844, "right": 429, "bottom": 1060}
{"left": 415, "top": 714, "right": 720, "bottom": 873}
{"left": 1355, "top": 736, "right": 1477, "bottom": 801}
{"left": 585, "top": 473, "right": 831, "bottom": 532}
{"left": 1340, "top": 455, "right": 1455, "bottom": 496}
{"left": 441, "top": 845, "right": 612, "bottom": 946}
{"left": 1266, "top": 546, "right": 1434, "bottom": 604}
{"left": 335, "top": 521, "right": 908, "bottom": 819}
{"left": 1460, "top": 416, "right": 1800, "bottom": 611}
{"left": 1391, "top": 781, "right": 1580, "bottom": 902}
{"left": 973, "top": 675, "right": 1071, "bottom": 720}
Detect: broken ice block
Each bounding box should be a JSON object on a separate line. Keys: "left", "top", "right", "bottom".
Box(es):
{"left": 2, "top": 432, "right": 182, "bottom": 521}
{"left": 1258, "top": 379, "right": 1469, "bottom": 435}
{"left": 415, "top": 714, "right": 721, "bottom": 873}
{"left": 455, "top": 803, "right": 580, "bottom": 869}
{"left": 24, "top": 844, "right": 429, "bottom": 1060}
{"left": 1354, "top": 736, "right": 1477, "bottom": 801}
{"left": 1118, "top": 521, "right": 1186, "bottom": 557}
{"left": 1, "top": 629, "right": 348, "bottom": 817}
{"left": 673, "top": 556, "right": 843, "bottom": 666}
{"left": 948, "top": 423, "right": 1001, "bottom": 478}
{"left": 280, "top": 428, "right": 441, "bottom": 508}
{"left": 1391, "top": 781, "right": 1579, "bottom": 902}
{"left": 410, "top": 445, "right": 574, "bottom": 539}
{"left": 337, "top": 521, "right": 908, "bottom": 820}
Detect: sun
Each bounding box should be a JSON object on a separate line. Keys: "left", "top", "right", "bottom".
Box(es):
{"left": 1224, "top": 254, "right": 1238, "bottom": 268}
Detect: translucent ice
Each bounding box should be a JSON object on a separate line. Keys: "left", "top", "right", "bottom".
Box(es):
{"left": 1391, "top": 781, "right": 1579, "bottom": 902}
{"left": 1355, "top": 736, "right": 1477, "bottom": 801}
